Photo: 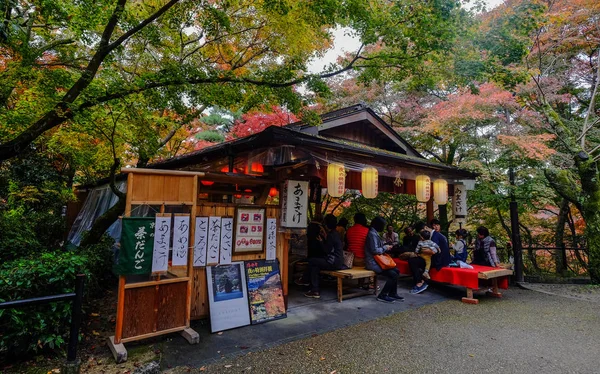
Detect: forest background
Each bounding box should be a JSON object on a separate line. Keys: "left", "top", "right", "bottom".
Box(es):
{"left": 1, "top": 0, "right": 599, "bottom": 360}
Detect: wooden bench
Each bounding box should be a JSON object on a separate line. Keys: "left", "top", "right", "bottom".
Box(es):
{"left": 394, "top": 259, "right": 513, "bottom": 304}
{"left": 320, "top": 267, "right": 376, "bottom": 302}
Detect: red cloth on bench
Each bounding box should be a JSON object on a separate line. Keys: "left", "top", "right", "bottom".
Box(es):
{"left": 394, "top": 259, "right": 509, "bottom": 290}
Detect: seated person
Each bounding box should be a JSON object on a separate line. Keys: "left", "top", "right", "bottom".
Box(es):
{"left": 383, "top": 225, "right": 399, "bottom": 246}
{"left": 472, "top": 226, "right": 500, "bottom": 267}
{"left": 415, "top": 230, "right": 440, "bottom": 280}
{"left": 402, "top": 225, "right": 420, "bottom": 251}
{"left": 306, "top": 213, "right": 326, "bottom": 259}
{"left": 299, "top": 214, "right": 344, "bottom": 299}
{"left": 364, "top": 216, "right": 403, "bottom": 303}
{"left": 345, "top": 213, "right": 369, "bottom": 267}
{"left": 451, "top": 229, "right": 468, "bottom": 263}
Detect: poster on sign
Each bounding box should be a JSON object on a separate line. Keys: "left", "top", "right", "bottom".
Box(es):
{"left": 206, "top": 262, "right": 251, "bottom": 332}
{"left": 265, "top": 218, "right": 277, "bottom": 260}
{"left": 171, "top": 215, "right": 190, "bottom": 266}
{"left": 453, "top": 184, "right": 468, "bottom": 223}
{"left": 245, "top": 260, "right": 286, "bottom": 324}
{"left": 193, "top": 217, "right": 208, "bottom": 267}
{"left": 152, "top": 214, "right": 171, "bottom": 273}
{"left": 220, "top": 217, "right": 234, "bottom": 264}
{"left": 281, "top": 180, "right": 309, "bottom": 228}
{"left": 234, "top": 208, "right": 264, "bottom": 253}
{"left": 207, "top": 216, "right": 221, "bottom": 265}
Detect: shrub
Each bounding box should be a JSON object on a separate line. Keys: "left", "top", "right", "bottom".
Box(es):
{"left": 0, "top": 236, "right": 114, "bottom": 360}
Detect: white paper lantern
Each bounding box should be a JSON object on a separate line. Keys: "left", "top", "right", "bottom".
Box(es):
{"left": 327, "top": 162, "right": 345, "bottom": 197}
{"left": 361, "top": 167, "right": 379, "bottom": 198}
{"left": 433, "top": 179, "right": 448, "bottom": 205}
{"left": 415, "top": 175, "right": 431, "bottom": 202}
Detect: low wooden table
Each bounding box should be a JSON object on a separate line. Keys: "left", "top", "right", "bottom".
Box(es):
{"left": 320, "top": 267, "right": 376, "bottom": 302}
{"left": 463, "top": 268, "right": 514, "bottom": 304}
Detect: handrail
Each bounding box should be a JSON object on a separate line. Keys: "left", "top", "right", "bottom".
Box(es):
{"left": 0, "top": 274, "right": 85, "bottom": 363}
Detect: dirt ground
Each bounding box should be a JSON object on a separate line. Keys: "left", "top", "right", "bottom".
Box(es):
{"left": 3, "top": 282, "right": 600, "bottom": 373}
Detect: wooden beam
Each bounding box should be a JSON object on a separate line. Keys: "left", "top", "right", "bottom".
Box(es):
{"left": 121, "top": 168, "right": 206, "bottom": 177}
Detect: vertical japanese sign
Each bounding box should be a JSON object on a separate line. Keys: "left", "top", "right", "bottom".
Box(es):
{"left": 116, "top": 217, "right": 154, "bottom": 275}
{"left": 281, "top": 180, "right": 309, "bottom": 228}
{"left": 220, "top": 217, "right": 234, "bottom": 264}
{"left": 266, "top": 218, "right": 277, "bottom": 260}
{"left": 172, "top": 215, "right": 190, "bottom": 266}
{"left": 453, "top": 184, "right": 468, "bottom": 222}
{"left": 207, "top": 216, "right": 221, "bottom": 265}
{"left": 193, "top": 217, "right": 209, "bottom": 267}
{"left": 234, "top": 208, "right": 264, "bottom": 253}
{"left": 152, "top": 214, "right": 171, "bottom": 273}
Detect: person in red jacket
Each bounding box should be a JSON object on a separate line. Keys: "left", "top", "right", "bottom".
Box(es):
{"left": 345, "top": 213, "right": 369, "bottom": 267}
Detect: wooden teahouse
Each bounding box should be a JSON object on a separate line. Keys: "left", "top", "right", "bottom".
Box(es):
{"left": 73, "top": 104, "right": 477, "bottom": 361}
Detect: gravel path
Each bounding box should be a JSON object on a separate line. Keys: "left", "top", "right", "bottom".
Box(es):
{"left": 166, "top": 287, "right": 600, "bottom": 374}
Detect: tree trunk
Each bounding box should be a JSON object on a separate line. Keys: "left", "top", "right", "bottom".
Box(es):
{"left": 576, "top": 154, "right": 600, "bottom": 283}
{"left": 555, "top": 199, "right": 569, "bottom": 275}
{"left": 80, "top": 195, "right": 125, "bottom": 247}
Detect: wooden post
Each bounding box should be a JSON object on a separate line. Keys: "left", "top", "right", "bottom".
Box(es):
{"left": 426, "top": 198, "right": 434, "bottom": 223}
{"left": 114, "top": 275, "right": 126, "bottom": 344}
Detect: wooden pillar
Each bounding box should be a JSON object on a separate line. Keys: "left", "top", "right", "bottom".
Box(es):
{"left": 426, "top": 198, "right": 434, "bottom": 223}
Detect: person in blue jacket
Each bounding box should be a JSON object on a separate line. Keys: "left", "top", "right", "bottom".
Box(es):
{"left": 364, "top": 216, "right": 404, "bottom": 303}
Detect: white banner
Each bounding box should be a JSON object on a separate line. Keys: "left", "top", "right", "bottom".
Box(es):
{"left": 220, "top": 217, "right": 234, "bottom": 264}
{"left": 152, "top": 214, "right": 171, "bottom": 273}
{"left": 193, "top": 217, "right": 209, "bottom": 267}
{"left": 207, "top": 216, "right": 221, "bottom": 265}
{"left": 281, "top": 180, "right": 309, "bottom": 228}
{"left": 266, "top": 218, "right": 277, "bottom": 260}
{"left": 453, "top": 184, "right": 468, "bottom": 221}
{"left": 171, "top": 215, "right": 190, "bottom": 266}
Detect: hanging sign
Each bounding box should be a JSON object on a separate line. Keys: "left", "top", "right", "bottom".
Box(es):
{"left": 152, "top": 214, "right": 171, "bottom": 273}
{"left": 266, "top": 218, "right": 277, "bottom": 260}
{"left": 234, "top": 208, "right": 264, "bottom": 253}
{"left": 453, "top": 184, "right": 468, "bottom": 222}
{"left": 207, "top": 216, "right": 221, "bottom": 265}
{"left": 193, "top": 217, "right": 209, "bottom": 267}
{"left": 245, "top": 260, "right": 286, "bottom": 324}
{"left": 220, "top": 217, "right": 234, "bottom": 264}
{"left": 172, "top": 215, "right": 190, "bottom": 266}
{"left": 116, "top": 217, "right": 154, "bottom": 275}
{"left": 281, "top": 180, "right": 309, "bottom": 228}
{"left": 206, "top": 262, "right": 251, "bottom": 332}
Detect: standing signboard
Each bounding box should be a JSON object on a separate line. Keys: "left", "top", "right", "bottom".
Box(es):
{"left": 206, "top": 262, "right": 251, "bottom": 332}
{"left": 244, "top": 260, "right": 286, "bottom": 324}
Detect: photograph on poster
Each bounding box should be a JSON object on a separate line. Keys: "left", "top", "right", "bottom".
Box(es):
{"left": 211, "top": 265, "right": 243, "bottom": 302}
{"left": 234, "top": 208, "right": 265, "bottom": 253}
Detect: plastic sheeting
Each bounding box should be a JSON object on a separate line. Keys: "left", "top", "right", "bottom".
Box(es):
{"left": 67, "top": 181, "right": 127, "bottom": 246}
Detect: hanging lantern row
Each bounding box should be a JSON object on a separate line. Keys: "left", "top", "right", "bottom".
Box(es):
{"left": 416, "top": 175, "right": 449, "bottom": 204}
{"left": 326, "top": 163, "right": 380, "bottom": 198}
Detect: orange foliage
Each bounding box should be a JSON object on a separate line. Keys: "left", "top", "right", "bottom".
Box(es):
{"left": 498, "top": 134, "right": 556, "bottom": 160}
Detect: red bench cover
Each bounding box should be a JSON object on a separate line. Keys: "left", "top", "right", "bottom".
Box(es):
{"left": 394, "top": 259, "right": 509, "bottom": 290}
